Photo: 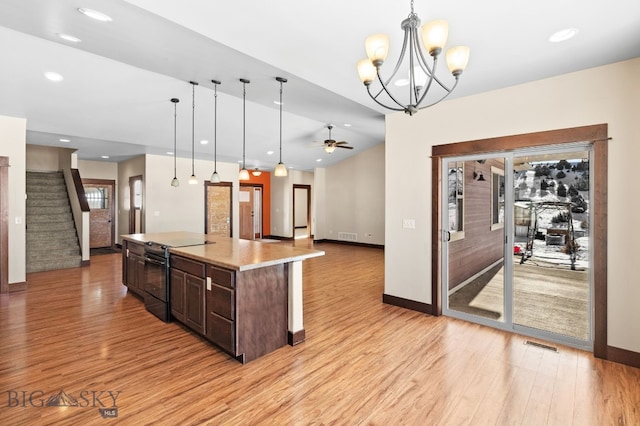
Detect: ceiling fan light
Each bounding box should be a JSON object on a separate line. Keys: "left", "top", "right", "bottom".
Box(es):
{"left": 274, "top": 162, "right": 288, "bottom": 177}
{"left": 324, "top": 145, "right": 337, "bottom": 154}
{"left": 421, "top": 20, "right": 449, "bottom": 56}
{"left": 446, "top": 46, "right": 470, "bottom": 76}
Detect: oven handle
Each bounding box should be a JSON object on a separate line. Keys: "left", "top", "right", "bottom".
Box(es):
{"left": 144, "top": 256, "right": 166, "bottom": 266}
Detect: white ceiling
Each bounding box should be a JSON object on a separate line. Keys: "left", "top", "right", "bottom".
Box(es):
{"left": 1, "top": 0, "right": 639, "bottom": 172}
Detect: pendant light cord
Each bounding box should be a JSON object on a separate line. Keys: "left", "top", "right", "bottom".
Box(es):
{"left": 213, "top": 82, "right": 218, "bottom": 172}
{"left": 191, "top": 82, "right": 196, "bottom": 176}
{"left": 279, "top": 81, "right": 283, "bottom": 164}
{"left": 241, "top": 79, "right": 247, "bottom": 169}
{"left": 173, "top": 101, "right": 177, "bottom": 177}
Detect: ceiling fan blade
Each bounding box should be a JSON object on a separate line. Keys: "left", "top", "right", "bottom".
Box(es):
{"left": 335, "top": 141, "right": 349, "bottom": 145}
{"left": 337, "top": 145, "right": 354, "bottom": 149}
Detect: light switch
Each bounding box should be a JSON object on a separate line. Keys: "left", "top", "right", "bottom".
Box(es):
{"left": 15, "top": 217, "right": 22, "bottom": 225}
{"left": 402, "top": 219, "right": 416, "bottom": 229}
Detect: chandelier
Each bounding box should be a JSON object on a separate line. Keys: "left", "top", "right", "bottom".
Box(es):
{"left": 357, "top": 0, "right": 470, "bottom": 115}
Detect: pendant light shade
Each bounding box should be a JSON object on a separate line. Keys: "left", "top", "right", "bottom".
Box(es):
{"left": 274, "top": 76, "right": 288, "bottom": 177}
{"left": 189, "top": 81, "right": 199, "bottom": 185}
{"left": 170, "top": 98, "right": 180, "bottom": 187}
{"left": 239, "top": 78, "right": 250, "bottom": 181}
{"left": 210, "top": 79, "right": 221, "bottom": 183}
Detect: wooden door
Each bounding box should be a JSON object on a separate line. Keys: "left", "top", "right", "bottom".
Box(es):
{"left": 239, "top": 186, "right": 254, "bottom": 240}
{"left": 0, "top": 157, "right": 8, "bottom": 294}
{"left": 82, "top": 179, "right": 115, "bottom": 249}
{"left": 205, "top": 182, "right": 232, "bottom": 237}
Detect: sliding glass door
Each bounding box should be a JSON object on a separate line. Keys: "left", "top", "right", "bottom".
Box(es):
{"left": 442, "top": 145, "right": 592, "bottom": 349}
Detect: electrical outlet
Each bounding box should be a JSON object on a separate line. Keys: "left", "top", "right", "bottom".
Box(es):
{"left": 206, "top": 277, "right": 212, "bottom": 291}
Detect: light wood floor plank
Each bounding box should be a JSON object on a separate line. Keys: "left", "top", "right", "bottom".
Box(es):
{"left": 1, "top": 242, "right": 639, "bottom": 425}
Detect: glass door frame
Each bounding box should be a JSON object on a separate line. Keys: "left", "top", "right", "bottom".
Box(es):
{"left": 441, "top": 144, "right": 594, "bottom": 351}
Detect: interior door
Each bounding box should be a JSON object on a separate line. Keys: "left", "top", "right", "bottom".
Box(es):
{"left": 239, "top": 186, "right": 253, "bottom": 240}
{"left": 83, "top": 179, "right": 115, "bottom": 248}
{"left": 205, "top": 182, "right": 232, "bottom": 237}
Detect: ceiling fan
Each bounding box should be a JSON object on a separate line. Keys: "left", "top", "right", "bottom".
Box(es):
{"left": 318, "top": 124, "right": 353, "bottom": 153}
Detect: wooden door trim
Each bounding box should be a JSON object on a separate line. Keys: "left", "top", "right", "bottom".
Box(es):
{"left": 0, "top": 157, "right": 8, "bottom": 294}
{"left": 128, "top": 175, "right": 143, "bottom": 234}
{"left": 293, "top": 184, "right": 311, "bottom": 238}
{"left": 82, "top": 178, "right": 116, "bottom": 249}
{"left": 431, "top": 123, "right": 608, "bottom": 358}
{"left": 205, "top": 181, "right": 233, "bottom": 237}
{"left": 240, "top": 183, "right": 263, "bottom": 239}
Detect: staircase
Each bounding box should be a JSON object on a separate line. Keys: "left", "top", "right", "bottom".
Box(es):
{"left": 26, "top": 171, "right": 82, "bottom": 273}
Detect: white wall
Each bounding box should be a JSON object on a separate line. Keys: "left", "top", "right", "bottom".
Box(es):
{"left": 385, "top": 58, "right": 640, "bottom": 353}
{"left": 0, "top": 115, "right": 26, "bottom": 285}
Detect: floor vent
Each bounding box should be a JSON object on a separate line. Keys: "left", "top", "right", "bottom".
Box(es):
{"left": 337, "top": 232, "right": 357, "bottom": 241}
{"left": 524, "top": 340, "right": 558, "bottom": 352}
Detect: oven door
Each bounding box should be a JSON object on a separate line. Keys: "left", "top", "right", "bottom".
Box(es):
{"left": 143, "top": 251, "right": 170, "bottom": 322}
{"left": 143, "top": 253, "right": 167, "bottom": 301}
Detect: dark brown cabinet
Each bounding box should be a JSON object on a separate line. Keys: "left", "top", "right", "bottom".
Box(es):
{"left": 123, "top": 240, "right": 145, "bottom": 296}
{"left": 206, "top": 265, "right": 236, "bottom": 355}
{"left": 170, "top": 255, "right": 206, "bottom": 335}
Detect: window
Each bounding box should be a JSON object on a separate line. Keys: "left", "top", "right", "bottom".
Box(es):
{"left": 448, "top": 161, "right": 464, "bottom": 240}
{"left": 491, "top": 166, "right": 505, "bottom": 230}
{"left": 85, "top": 187, "right": 108, "bottom": 209}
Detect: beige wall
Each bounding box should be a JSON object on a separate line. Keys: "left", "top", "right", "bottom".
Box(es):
{"left": 117, "top": 155, "right": 145, "bottom": 243}
{"left": 270, "top": 170, "right": 314, "bottom": 238}
{"left": 0, "top": 115, "right": 26, "bottom": 285}
{"left": 78, "top": 160, "right": 118, "bottom": 181}
{"left": 142, "top": 154, "right": 240, "bottom": 237}
{"left": 316, "top": 143, "right": 385, "bottom": 245}
{"left": 385, "top": 58, "right": 640, "bottom": 353}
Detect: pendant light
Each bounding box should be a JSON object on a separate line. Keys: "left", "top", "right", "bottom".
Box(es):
{"left": 274, "top": 76, "right": 288, "bottom": 177}
{"left": 238, "top": 78, "right": 250, "bottom": 181}
{"left": 170, "top": 98, "right": 180, "bottom": 187}
{"left": 210, "top": 79, "right": 221, "bottom": 183}
{"left": 188, "top": 81, "right": 199, "bottom": 185}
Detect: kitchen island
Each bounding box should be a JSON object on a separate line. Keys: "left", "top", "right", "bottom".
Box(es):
{"left": 121, "top": 232, "right": 324, "bottom": 363}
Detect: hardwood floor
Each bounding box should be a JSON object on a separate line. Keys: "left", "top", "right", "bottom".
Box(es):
{"left": 1, "top": 241, "right": 639, "bottom": 425}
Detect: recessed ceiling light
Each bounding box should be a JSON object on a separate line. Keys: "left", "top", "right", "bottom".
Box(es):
{"left": 200, "top": 140, "right": 209, "bottom": 145}
{"left": 59, "top": 138, "right": 70, "bottom": 143}
{"left": 101, "top": 155, "right": 110, "bottom": 159}
{"left": 166, "top": 151, "right": 174, "bottom": 155}
{"left": 549, "top": 28, "right": 579, "bottom": 43}
{"left": 343, "top": 123, "right": 352, "bottom": 127}
{"left": 44, "top": 72, "right": 64, "bottom": 82}
{"left": 78, "top": 8, "right": 112, "bottom": 22}
{"left": 57, "top": 33, "right": 81, "bottom": 43}
{"left": 267, "top": 150, "right": 274, "bottom": 155}
{"left": 316, "top": 159, "right": 322, "bottom": 162}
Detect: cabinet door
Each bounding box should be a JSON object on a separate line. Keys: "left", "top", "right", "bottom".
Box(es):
{"left": 126, "top": 252, "right": 144, "bottom": 295}
{"left": 170, "top": 269, "right": 186, "bottom": 324}
{"left": 185, "top": 274, "right": 206, "bottom": 335}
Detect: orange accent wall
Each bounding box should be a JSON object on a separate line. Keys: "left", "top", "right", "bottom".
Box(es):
{"left": 243, "top": 171, "right": 271, "bottom": 236}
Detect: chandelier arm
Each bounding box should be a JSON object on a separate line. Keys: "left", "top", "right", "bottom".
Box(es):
{"left": 367, "top": 85, "right": 405, "bottom": 112}
{"left": 415, "top": 57, "right": 440, "bottom": 107}
{"left": 413, "top": 38, "right": 455, "bottom": 93}
{"left": 371, "top": 29, "right": 413, "bottom": 110}
{"left": 418, "top": 77, "right": 460, "bottom": 110}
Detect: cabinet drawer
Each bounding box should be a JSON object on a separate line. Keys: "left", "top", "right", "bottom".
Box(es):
{"left": 207, "top": 265, "right": 235, "bottom": 288}
{"left": 127, "top": 241, "right": 144, "bottom": 256}
{"left": 207, "top": 312, "right": 235, "bottom": 355}
{"left": 171, "top": 256, "right": 205, "bottom": 278}
{"left": 208, "top": 284, "right": 234, "bottom": 320}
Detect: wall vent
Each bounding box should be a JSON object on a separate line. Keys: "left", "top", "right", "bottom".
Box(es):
{"left": 337, "top": 232, "right": 357, "bottom": 241}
